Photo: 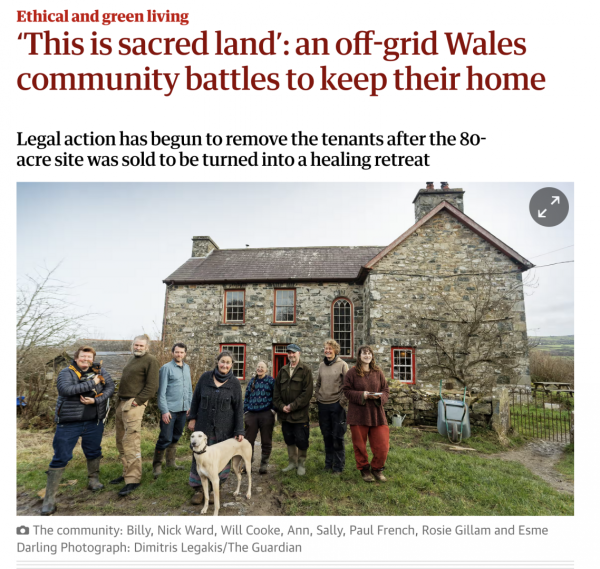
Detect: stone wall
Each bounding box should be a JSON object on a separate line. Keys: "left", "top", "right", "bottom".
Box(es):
{"left": 163, "top": 281, "right": 365, "bottom": 380}
{"left": 365, "top": 209, "right": 530, "bottom": 388}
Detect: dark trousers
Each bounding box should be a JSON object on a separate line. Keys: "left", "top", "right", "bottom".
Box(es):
{"left": 49, "top": 420, "right": 104, "bottom": 469}
{"left": 156, "top": 410, "right": 187, "bottom": 450}
{"left": 244, "top": 409, "right": 275, "bottom": 460}
{"left": 318, "top": 401, "right": 347, "bottom": 472}
{"left": 281, "top": 421, "right": 310, "bottom": 451}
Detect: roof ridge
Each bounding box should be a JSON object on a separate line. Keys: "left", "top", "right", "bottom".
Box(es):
{"left": 213, "top": 245, "right": 384, "bottom": 251}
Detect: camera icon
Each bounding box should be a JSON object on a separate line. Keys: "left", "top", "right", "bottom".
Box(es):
{"left": 16, "top": 526, "right": 29, "bottom": 536}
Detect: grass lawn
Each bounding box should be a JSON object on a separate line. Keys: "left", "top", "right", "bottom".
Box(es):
{"left": 555, "top": 444, "right": 574, "bottom": 481}
{"left": 272, "top": 426, "right": 573, "bottom": 516}
{"left": 17, "top": 424, "right": 573, "bottom": 517}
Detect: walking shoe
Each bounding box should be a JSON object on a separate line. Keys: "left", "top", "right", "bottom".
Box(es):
{"left": 190, "top": 489, "right": 204, "bottom": 505}
{"left": 118, "top": 483, "right": 140, "bottom": 497}
{"left": 86, "top": 457, "right": 104, "bottom": 491}
{"left": 109, "top": 476, "right": 124, "bottom": 485}
{"left": 331, "top": 470, "right": 343, "bottom": 476}
{"left": 297, "top": 449, "right": 307, "bottom": 476}
{"left": 282, "top": 445, "right": 298, "bottom": 472}
{"left": 360, "top": 468, "right": 375, "bottom": 483}
{"left": 40, "top": 468, "right": 65, "bottom": 516}
{"left": 152, "top": 448, "right": 165, "bottom": 479}
{"left": 166, "top": 444, "right": 184, "bottom": 470}
{"left": 371, "top": 469, "right": 387, "bottom": 482}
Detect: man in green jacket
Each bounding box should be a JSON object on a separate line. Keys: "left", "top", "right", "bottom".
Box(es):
{"left": 111, "top": 334, "right": 159, "bottom": 496}
{"left": 273, "top": 344, "right": 314, "bottom": 476}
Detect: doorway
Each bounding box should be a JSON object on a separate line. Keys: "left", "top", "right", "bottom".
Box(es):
{"left": 272, "top": 344, "right": 288, "bottom": 377}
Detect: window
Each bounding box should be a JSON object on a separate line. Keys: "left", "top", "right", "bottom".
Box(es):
{"left": 224, "top": 290, "right": 245, "bottom": 323}
{"left": 274, "top": 289, "right": 296, "bottom": 323}
{"left": 391, "top": 348, "right": 416, "bottom": 384}
{"left": 332, "top": 298, "right": 353, "bottom": 357}
{"left": 219, "top": 344, "right": 246, "bottom": 380}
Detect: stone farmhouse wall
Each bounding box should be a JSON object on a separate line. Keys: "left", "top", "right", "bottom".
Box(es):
{"left": 365, "top": 210, "right": 530, "bottom": 387}
{"left": 163, "top": 281, "right": 366, "bottom": 380}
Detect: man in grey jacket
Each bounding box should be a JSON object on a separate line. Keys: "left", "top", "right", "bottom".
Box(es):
{"left": 152, "top": 343, "right": 193, "bottom": 478}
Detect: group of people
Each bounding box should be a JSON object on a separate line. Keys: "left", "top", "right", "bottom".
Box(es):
{"left": 41, "top": 335, "right": 391, "bottom": 515}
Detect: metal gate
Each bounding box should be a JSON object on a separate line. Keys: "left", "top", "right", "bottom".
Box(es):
{"left": 509, "top": 387, "right": 573, "bottom": 442}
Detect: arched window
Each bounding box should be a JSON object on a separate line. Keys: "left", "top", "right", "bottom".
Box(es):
{"left": 332, "top": 298, "right": 353, "bottom": 357}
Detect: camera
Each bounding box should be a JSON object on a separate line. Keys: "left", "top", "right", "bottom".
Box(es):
{"left": 16, "top": 526, "right": 29, "bottom": 535}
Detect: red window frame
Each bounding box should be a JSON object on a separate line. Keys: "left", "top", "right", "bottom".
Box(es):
{"left": 273, "top": 288, "right": 296, "bottom": 324}
{"left": 391, "top": 347, "right": 416, "bottom": 385}
{"left": 331, "top": 297, "right": 354, "bottom": 358}
{"left": 219, "top": 343, "right": 246, "bottom": 380}
{"left": 223, "top": 289, "right": 245, "bottom": 324}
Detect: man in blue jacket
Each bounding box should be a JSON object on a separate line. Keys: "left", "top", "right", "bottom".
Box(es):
{"left": 152, "top": 343, "right": 193, "bottom": 478}
{"left": 41, "top": 345, "right": 115, "bottom": 515}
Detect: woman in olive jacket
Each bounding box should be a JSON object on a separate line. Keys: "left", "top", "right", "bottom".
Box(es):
{"left": 187, "top": 350, "right": 244, "bottom": 504}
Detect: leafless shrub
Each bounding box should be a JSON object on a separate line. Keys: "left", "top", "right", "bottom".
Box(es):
{"left": 530, "top": 350, "right": 574, "bottom": 387}
{"left": 407, "top": 259, "right": 534, "bottom": 394}
{"left": 17, "top": 265, "right": 94, "bottom": 424}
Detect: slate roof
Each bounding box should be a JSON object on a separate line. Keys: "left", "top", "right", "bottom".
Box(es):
{"left": 163, "top": 246, "right": 385, "bottom": 284}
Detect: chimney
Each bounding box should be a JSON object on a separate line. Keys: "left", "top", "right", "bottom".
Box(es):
{"left": 412, "top": 182, "right": 465, "bottom": 221}
{"left": 191, "top": 236, "right": 219, "bottom": 258}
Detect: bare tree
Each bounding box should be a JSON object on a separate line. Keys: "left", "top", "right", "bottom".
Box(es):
{"left": 407, "top": 260, "right": 534, "bottom": 393}
{"left": 17, "top": 264, "right": 93, "bottom": 421}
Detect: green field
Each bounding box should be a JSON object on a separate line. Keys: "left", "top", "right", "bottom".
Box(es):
{"left": 530, "top": 335, "right": 574, "bottom": 358}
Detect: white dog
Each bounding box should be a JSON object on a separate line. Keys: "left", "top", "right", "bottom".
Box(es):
{"left": 190, "top": 431, "right": 252, "bottom": 516}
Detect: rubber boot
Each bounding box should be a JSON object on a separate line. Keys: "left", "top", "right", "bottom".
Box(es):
{"left": 86, "top": 457, "right": 104, "bottom": 491}
{"left": 297, "top": 449, "right": 308, "bottom": 476}
{"left": 259, "top": 453, "right": 270, "bottom": 474}
{"left": 165, "top": 444, "right": 184, "bottom": 470}
{"left": 152, "top": 448, "right": 165, "bottom": 479}
{"left": 41, "top": 468, "right": 65, "bottom": 516}
{"left": 281, "top": 445, "right": 298, "bottom": 472}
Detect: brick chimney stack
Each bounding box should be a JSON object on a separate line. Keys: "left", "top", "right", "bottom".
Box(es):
{"left": 413, "top": 182, "right": 465, "bottom": 221}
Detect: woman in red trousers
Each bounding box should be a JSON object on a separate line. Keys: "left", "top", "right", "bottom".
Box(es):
{"left": 342, "top": 345, "right": 390, "bottom": 482}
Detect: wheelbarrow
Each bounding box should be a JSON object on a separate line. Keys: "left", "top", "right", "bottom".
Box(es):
{"left": 437, "top": 381, "right": 471, "bottom": 443}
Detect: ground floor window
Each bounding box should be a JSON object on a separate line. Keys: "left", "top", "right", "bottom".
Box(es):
{"left": 219, "top": 344, "right": 246, "bottom": 380}
{"left": 391, "top": 347, "right": 415, "bottom": 384}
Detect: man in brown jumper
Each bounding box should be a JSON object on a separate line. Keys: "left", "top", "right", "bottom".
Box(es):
{"left": 111, "top": 334, "right": 159, "bottom": 496}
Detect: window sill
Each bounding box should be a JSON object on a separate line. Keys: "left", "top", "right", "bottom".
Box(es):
{"left": 270, "top": 322, "right": 298, "bottom": 326}
{"left": 220, "top": 322, "right": 246, "bottom": 326}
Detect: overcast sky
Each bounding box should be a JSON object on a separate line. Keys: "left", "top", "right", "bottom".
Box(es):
{"left": 17, "top": 182, "right": 573, "bottom": 340}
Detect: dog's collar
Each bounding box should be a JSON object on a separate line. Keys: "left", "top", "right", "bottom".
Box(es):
{"left": 193, "top": 448, "right": 207, "bottom": 455}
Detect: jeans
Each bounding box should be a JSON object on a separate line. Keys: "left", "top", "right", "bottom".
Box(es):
{"left": 318, "top": 401, "right": 347, "bottom": 472}
{"left": 156, "top": 410, "right": 187, "bottom": 450}
{"left": 49, "top": 420, "right": 104, "bottom": 469}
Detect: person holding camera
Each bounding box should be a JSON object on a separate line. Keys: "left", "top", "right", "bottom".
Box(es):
{"left": 41, "top": 345, "right": 115, "bottom": 515}
{"left": 342, "top": 345, "right": 390, "bottom": 483}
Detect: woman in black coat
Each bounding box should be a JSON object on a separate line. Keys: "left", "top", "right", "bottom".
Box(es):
{"left": 187, "top": 350, "right": 244, "bottom": 504}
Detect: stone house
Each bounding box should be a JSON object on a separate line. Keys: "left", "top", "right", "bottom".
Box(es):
{"left": 161, "top": 184, "right": 534, "bottom": 390}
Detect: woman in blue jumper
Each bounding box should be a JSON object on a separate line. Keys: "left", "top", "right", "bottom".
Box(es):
{"left": 243, "top": 360, "right": 276, "bottom": 474}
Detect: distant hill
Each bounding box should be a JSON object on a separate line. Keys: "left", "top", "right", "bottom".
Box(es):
{"left": 531, "top": 335, "right": 574, "bottom": 358}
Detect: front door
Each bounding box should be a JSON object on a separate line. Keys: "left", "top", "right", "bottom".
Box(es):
{"left": 272, "top": 344, "right": 288, "bottom": 377}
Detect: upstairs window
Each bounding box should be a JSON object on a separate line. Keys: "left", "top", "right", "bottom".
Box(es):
{"left": 274, "top": 289, "right": 296, "bottom": 323}
{"left": 391, "top": 348, "right": 416, "bottom": 384}
{"left": 224, "top": 290, "right": 245, "bottom": 323}
{"left": 332, "top": 298, "right": 353, "bottom": 357}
